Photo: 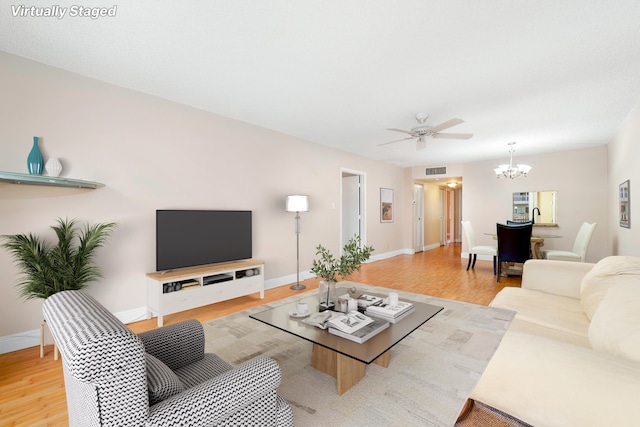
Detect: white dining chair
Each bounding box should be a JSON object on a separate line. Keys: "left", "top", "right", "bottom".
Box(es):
{"left": 461, "top": 220, "right": 497, "bottom": 275}
{"left": 541, "top": 222, "right": 597, "bottom": 262}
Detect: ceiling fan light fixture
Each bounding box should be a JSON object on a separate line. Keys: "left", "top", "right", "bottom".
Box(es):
{"left": 415, "top": 112, "right": 429, "bottom": 123}
{"left": 380, "top": 113, "right": 474, "bottom": 149}
{"left": 494, "top": 142, "right": 531, "bottom": 179}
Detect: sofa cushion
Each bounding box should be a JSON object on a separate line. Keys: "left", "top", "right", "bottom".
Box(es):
{"left": 490, "top": 287, "right": 590, "bottom": 338}
{"left": 580, "top": 256, "right": 640, "bottom": 320}
{"left": 502, "top": 315, "right": 591, "bottom": 348}
{"left": 145, "top": 352, "right": 185, "bottom": 405}
{"left": 589, "top": 280, "right": 640, "bottom": 363}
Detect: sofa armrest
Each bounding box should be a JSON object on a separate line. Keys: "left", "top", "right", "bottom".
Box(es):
{"left": 521, "top": 259, "right": 595, "bottom": 299}
{"left": 146, "top": 356, "right": 283, "bottom": 426}
{"left": 138, "top": 319, "right": 204, "bottom": 370}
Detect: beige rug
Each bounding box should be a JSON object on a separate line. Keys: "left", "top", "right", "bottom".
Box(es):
{"left": 203, "top": 284, "right": 528, "bottom": 427}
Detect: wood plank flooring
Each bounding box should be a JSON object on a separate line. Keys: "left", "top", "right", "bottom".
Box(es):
{"left": 0, "top": 242, "right": 520, "bottom": 426}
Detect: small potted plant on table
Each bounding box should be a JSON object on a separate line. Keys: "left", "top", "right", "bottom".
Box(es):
{"left": 310, "top": 235, "right": 374, "bottom": 311}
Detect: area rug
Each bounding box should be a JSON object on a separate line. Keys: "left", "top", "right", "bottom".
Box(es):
{"left": 203, "top": 283, "right": 527, "bottom": 427}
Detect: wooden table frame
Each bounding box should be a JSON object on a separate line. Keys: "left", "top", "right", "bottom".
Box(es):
{"left": 311, "top": 344, "right": 391, "bottom": 395}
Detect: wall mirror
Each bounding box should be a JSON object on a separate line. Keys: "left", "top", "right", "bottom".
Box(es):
{"left": 512, "top": 191, "right": 557, "bottom": 226}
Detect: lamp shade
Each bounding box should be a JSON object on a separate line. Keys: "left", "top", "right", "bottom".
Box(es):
{"left": 286, "top": 195, "right": 309, "bottom": 212}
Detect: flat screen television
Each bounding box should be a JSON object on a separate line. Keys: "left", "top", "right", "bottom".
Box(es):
{"left": 156, "top": 210, "right": 252, "bottom": 271}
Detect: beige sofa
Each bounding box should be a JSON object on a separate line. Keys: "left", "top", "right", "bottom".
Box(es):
{"left": 471, "top": 256, "right": 640, "bottom": 427}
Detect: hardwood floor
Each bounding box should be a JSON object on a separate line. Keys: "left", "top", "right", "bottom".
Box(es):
{"left": 0, "top": 243, "right": 520, "bottom": 426}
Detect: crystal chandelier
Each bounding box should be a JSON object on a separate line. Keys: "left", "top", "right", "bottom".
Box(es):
{"left": 494, "top": 142, "right": 531, "bottom": 179}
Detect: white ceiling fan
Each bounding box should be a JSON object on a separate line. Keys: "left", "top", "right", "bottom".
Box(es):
{"left": 380, "top": 113, "right": 473, "bottom": 150}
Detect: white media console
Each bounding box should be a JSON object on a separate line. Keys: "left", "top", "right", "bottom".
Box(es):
{"left": 146, "top": 259, "right": 265, "bottom": 326}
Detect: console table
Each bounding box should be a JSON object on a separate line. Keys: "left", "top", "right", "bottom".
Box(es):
{"left": 146, "top": 260, "right": 264, "bottom": 326}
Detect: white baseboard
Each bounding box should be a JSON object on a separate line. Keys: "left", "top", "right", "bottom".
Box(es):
{"left": 114, "top": 306, "right": 150, "bottom": 324}
{"left": 369, "top": 248, "right": 413, "bottom": 260}
{"left": 0, "top": 306, "right": 150, "bottom": 355}
{"left": 423, "top": 243, "right": 441, "bottom": 251}
{"left": 264, "top": 271, "right": 315, "bottom": 290}
{"left": 0, "top": 329, "right": 41, "bottom": 354}
{"left": 1, "top": 249, "right": 416, "bottom": 354}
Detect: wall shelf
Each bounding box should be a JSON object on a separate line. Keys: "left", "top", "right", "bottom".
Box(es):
{"left": 0, "top": 171, "right": 104, "bottom": 189}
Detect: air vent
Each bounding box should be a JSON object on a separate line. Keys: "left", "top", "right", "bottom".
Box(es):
{"left": 425, "top": 167, "right": 447, "bottom": 176}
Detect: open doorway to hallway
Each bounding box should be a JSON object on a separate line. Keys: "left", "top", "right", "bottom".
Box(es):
{"left": 413, "top": 179, "right": 462, "bottom": 251}
{"left": 445, "top": 185, "right": 462, "bottom": 244}
{"left": 341, "top": 169, "right": 366, "bottom": 252}
{"left": 413, "top": 184, "right": 424, "bottom": 253}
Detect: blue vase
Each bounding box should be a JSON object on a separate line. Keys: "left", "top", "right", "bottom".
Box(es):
{"left": 27, "top": 136, "right": 44, "bottom": 175}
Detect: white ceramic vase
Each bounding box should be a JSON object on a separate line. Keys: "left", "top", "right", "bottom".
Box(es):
{"left": 45, "top": 158, "right": 62, "bottom": 177}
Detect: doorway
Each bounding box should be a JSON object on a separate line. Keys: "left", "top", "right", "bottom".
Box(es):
{"left": 341, "top": 169, "right": 366, "bottom": 252}
{"left": 442, "top": 186, "right": 461, "bottom": 244}
{"left": 416, "top": 180, "right": 461, "bottom": 249}
{"left": 439, "top": 187, "right": 446, "bottom": 245}
{"left": 413, "top": 184, "right": 424, "bottom": 253}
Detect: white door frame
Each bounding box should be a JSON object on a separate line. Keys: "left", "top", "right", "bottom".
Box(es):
{"left": 413, "top": 184, "right": 424, "bottom": 253}
{"left": 340, "top": 168, "right": 366, "bottom": 253}
{"left": 439, "top": 187, "right": 446, "bottom": 246}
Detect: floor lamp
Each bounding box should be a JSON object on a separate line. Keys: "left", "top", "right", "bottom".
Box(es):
{"left": 286, "top": 195, "right": 309, "bottom": 290}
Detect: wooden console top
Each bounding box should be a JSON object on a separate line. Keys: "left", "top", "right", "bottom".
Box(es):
{"left": 146, "top": 259, "right": 264, "bottom": 281}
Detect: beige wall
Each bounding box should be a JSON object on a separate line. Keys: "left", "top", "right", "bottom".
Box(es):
{"left": 459, "top": 146, "right": 609, "bottom": 262}
{"left": 608, "top": 97, "right": 640, "bottom": 256}
{"left": 0, "top": 53, "right": 410, "bottom": 347}
{"left": 412, "top": 146, "right": 611, "bottom": 259}
{"left": 2, "top": 50, "right": 637, "bottom": 351}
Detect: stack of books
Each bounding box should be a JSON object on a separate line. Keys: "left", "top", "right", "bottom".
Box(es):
{"left": 303, "top": 311, "right": 389, "bottom": 344}
{"left": 365, "top": 300, "right": 415, "bottom": 323}
{"left": 329, "top": 317, "right": 389, "bottom": 343}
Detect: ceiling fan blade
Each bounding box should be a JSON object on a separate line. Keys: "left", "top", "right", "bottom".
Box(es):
{"left": 429, "top": 118, "right": 464, "bottom": 133}
{"left": 387, "top": 128, "right": 417, "bottom": 136}
{"left": 433, "top": 132, "right": 474, "bottom": 140}
{"left": 378, "top": 136, "right": 415, "bottom": 147}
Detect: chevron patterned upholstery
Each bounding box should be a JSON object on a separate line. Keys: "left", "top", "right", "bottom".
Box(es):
{"left": 43, "top": 290, "right": 293, "bottom": 427}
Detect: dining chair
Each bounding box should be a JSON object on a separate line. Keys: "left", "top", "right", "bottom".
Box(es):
{"left": 541, "top": 222, "right": 597, "bottom": 262}
{"left": 506, "top": 220, "right": 532, "bottom": 225}
{"left": 496, "top": 222, "right": 533, "bottom": 282}
{"left": 461, "top": 220, "right": 497, "bottom": 275}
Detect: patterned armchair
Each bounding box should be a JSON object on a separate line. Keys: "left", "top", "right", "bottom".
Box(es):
{"left": 42, "top": 290, "right": 293, "bottom": 426}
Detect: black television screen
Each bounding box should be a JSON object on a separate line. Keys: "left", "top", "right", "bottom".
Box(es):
{"left": 156, "top": 210, "right": 252, "bottom": 271}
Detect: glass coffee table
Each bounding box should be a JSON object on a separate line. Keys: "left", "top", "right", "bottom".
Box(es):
{"left": 250, "top": 287, "right": 443, "bottom": 395}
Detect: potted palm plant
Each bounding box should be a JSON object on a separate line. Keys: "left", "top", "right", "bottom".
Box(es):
{"left": 310, "top": 235, "right": 374, "bottom": 311}
{"left": 1, "top": 217, "right": 116, "bottom": 300}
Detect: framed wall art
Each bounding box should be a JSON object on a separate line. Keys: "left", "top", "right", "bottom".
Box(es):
{"left": 620, "top": 180, "right": 630, "bottom": 228}
{"left": 380, "top": 188, "right": 393, "bottom": 223}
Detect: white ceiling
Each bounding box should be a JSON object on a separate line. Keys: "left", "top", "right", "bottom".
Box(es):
{"left": 2, "top": 1, "right": 640, "bottom": 168}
